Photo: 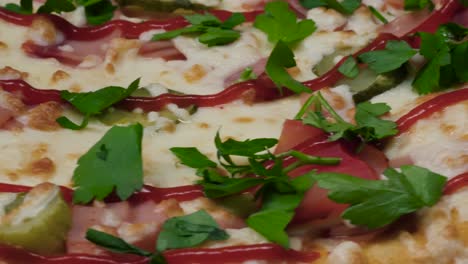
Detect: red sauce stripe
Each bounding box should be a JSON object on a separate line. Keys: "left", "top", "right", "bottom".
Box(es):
{"left": 0, "top": 244, "right": 319, "bottom": 264}
{"left": 396, "top": 88, "right": 468, "bottom": 134}
{"left": 0, "top": 8, "right": 261, "bottom": 41}
{"left": 0, "top": 183, "right": 203, "bottom": 204}
{"left": 0, "top": 34, "right": 400, "bottom": 112}
{"left": 444, "top": 172, "right": 468, "bottom": 195}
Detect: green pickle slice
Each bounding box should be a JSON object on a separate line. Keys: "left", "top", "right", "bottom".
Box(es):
{"left": 0, "top": 183, "right": 72, "bottom": 254}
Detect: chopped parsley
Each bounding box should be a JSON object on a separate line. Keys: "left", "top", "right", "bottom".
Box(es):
{"left": 299, "top": 0, "right": 362, "bottom": 15}
{"left": 413, "top": 23, "right": 468, "bottom": 94}
{"left": 86, "top": 210, "right": 228, "bottom": 263}
{"left": 152, "top": 13, "right": 245, "bottom": 47}
{"left": 358, "top": 40, "right": 417, "bottom": 74}
{"left": 265, "top": 41, "right": 310, "bottom": 93}
{"left": 57, "top": 79, "right": 140, "bottom": 130}
{"left": 4, "top": 0, "right": 116, "bottom": 25}
{"left": 254, "top": 1, "right": 316, "bottom": 44}
{"left": 171, "top": 132, "right": 340, "bottom": 247}
{"left": 298, "top": 92, "right": 398, "bottom": 142}
{"left": 254, "top": 1, "right": 316, "bottom": 94}
{"left": 157, "top": 210, "right": 229, "bottom": 252}
{"left": 72, "top": 123, "right": 143, "bottom": 204}
{"left": 314, "top": 165, "right": 447, "bottom": 228}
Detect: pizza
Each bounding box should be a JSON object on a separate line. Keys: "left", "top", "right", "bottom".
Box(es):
{"left": 0, "top": 0, "right": 466, "bottom": 263}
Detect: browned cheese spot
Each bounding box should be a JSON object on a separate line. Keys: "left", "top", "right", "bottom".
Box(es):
{"left": 0, "top": 41, "right": 8, "bottom": 50}
{"left": 27, "top": 101, "right": 63, "bottom": 131}
{"left": 198, "top": 122, "right": 210, "bottom": 129}
{"left": 234, "top": 117, "right": 254, "bottom": 123}
{"left": 50, "top": 70, "right": 70, "bottom": 84}
{"left": 106, "top": 63, "right": 116, "bottom": 74}
{"left": 184, "top": 64, "right": 206, "bottom": 83}
{"left": 69, "top": 83, "right": 82, "bottom": 92}
{"left": 0, "top": 66, "right": 29, "bottom": 80}
{"left": 29, "top": 17, "right": 59, "bottom": 45}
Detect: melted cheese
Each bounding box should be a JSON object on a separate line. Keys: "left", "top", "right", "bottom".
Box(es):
{"left": 385, "top": 102, "right": 468, "bottom": 178}
{"left": 1, "top": 0, "right": 467, "bottom": 259}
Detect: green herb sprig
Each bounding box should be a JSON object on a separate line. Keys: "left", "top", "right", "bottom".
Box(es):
{"left": 57, "top": 79, "right": 140, "bottom": 130}
{"left": 254, "top": 1, "right": 317, "bottom": 94}
{"left": 314, "top": 165, "right": 447, "bottom": 228}
{"left": 413, "top": 23, "right": 468, "bottom": 94}
{"left": 86, "top": 210, "right": 229, "bottom": 263}
{"left": 72, "top": 123, "right": 143, "bottom": 204}
{"left": 171, "top": 132, "right": 340, "bottom": 247}
{"left": 152, "top": 13, "right": 245, "bottom": 47}
{"left": 297, "top": 92, "right": 398, "bottom": 143}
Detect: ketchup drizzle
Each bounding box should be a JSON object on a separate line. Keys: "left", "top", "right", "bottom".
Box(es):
{"left": 443, "top": 172, "right": 468, "bottom": 195}
{"left": 0, "top": 183, "right": 203, "bottom": 204}
{"left": 0, "top": 34, "right": 399, "bottom": 112}
{"left": 0, "top": 243, "right": 319, "bottom": 264}
{"left": 396, "top": 88, "right": 468, "bottom": 134}
{"left": 0, "top": 8, "right": 260, "bottom": 41}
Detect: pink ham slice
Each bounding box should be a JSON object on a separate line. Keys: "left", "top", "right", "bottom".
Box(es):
{"left": 138, "top": 40, "right": 186, "bottom": 60}
{"left": 23, "top": 29, "right": 121, "bottom": 67}
{"left": 23, "top": 23, "right": 186, "bottom": 66}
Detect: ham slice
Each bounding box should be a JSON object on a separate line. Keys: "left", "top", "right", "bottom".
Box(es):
{"left": 138, "top": 41, "right": 186, "bottom": 60}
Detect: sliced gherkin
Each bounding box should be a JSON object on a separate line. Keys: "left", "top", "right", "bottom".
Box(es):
{"left": 338, "top": 65, "right": 408, "bottom": 103}
{"left": 313, "top": 48, "right": 357, "bottom": 76}
{"left": 116, "top": 0, "right": 209, "bottom": 14}
{"left": 0, "top": 183, "right": 71, "bottom": 254}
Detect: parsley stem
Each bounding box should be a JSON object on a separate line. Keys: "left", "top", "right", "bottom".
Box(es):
{"left": 317, "top": 92, "right": 347, "bottom": 123}
{"left": 280, "top": 150, "right": 341, "bottom": 173}
{"left": 294, "top": 94, "right": 318, "bottom": 119}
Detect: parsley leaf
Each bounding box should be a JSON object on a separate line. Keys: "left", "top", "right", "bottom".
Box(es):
{"left": 152, "top": 13, "right": 245, "bottom": 47}
{"left": 254, "top": 1, "right": 316, "bottom": 44}
{"left": 57, "top": 78, "right": 140, "bottom": 130}
{"left": 4, "top": 0, "right": 33, "bottom": 14}
{"left": 86, "top": 210, "right": 228, "bottom": 263}
{"left": 37, "top": 0, "right": 75, "bottom": 13}
{"left": 247, "top": 173, "right": 315, "bottom": 247}
{"left": 170, "top": 147, "right": 217, "bottom": 169}
{"left": 300, "top": 0, "right": 362, "bottom": 14}
{"left": 171, "top": 132, "right": 340, "bottom": 246}
{"left": 314, "top": 165, "right": 447, "bottom": 228}
{"left": 76, "top": 0, "right": 117, "bottom": 26}
{"left": 157, "top": 210, "right": 229, "bottom": 252}
{"left": 300, "top": 92, "right": 398, "bottom": 142}
{"left": 404, "top": 0, "right": 433, "bottom": 10}
{"left": 72, "top": 123, "right": 143, "bottom": 204}
{"left": 412, "top": 23, "right": 467, "bottom": 94}
{"left": 338, "top": 56, "right": 359, "bottom": 78}
{"left": 358, "top": 40, "right": 417, "bottom": 74}
{"left": 354, "top": 102, "right": 398, "bottom": 140}
{"left": 86, "top": 229, "right": 152, "bottom": 256}
{"left": 266, "top": 41, "right": 310, "bottom": 93}
{"left": 254, "top": 1, "right": 316, "bottom": 94}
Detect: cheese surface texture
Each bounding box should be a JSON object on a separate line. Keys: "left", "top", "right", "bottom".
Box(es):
{"left": 0, "top": 0, "right": 466, "bottom": 262}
